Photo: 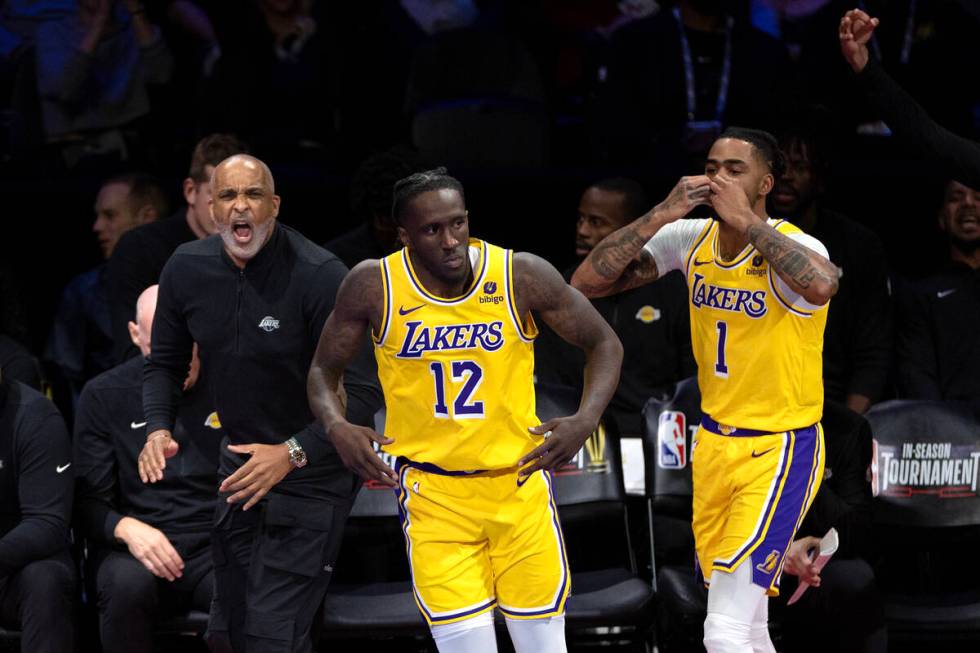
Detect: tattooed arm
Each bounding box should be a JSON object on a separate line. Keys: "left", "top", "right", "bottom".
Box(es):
{"left": 747, "top": 221, "right": 839, "bottom": 305}
{"left": 571, "top": 175, "right": 711, "bottom": 297}
{"left": 308, "top": 261, "right": 397, "bottom": 486}
{"left": 513, "top": 253, "right": 623, "bottom": 476}
{"left": 709, "top": 174, "right": 840, "bottom": 306}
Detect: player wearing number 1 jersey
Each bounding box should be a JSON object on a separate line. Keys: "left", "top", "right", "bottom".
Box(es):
{"left": 572, "top": 129, "right": 841, "bottom": 653}
{"left": 309, "top": 168, "right": 622, "bottom": 653}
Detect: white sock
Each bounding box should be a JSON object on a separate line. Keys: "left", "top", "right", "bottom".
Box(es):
{"left": 505, "top": 614, "right": 567, "bottom": 653}
{"left": 430, "top": 612, "right": 498, "bottom": 653}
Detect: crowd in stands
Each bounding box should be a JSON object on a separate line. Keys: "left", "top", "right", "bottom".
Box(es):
{"left": 1, "top": 1, "right": 979, "bottom": 651}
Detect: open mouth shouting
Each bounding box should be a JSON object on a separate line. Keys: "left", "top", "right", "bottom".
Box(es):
{"left": 232, "top": 218, "right": 253, "bottom": 245}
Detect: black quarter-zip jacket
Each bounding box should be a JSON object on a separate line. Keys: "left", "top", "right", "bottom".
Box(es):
{"left": 144, "top": 223, "right": 381, "bottom": 499}
{"left": 0, "top": 379, "right": 73, "bottom": 578}
{"left": 75, "top": 356, "right": 220, "bottom": 543}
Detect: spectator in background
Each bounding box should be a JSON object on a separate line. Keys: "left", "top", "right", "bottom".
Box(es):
{"left": 770, "top": 118, "right": 892, "bottom": 413}
{"left": 597, "top": 0, "right": 796, "bottom": 172}
{"left": 897, "top": 180, "right": 980, "bottom": 402}
{"left": 74, "top": 285, "right": 218, "bottom": 653}
{"left": 840, "top": 8, "right": 980, "bottom": 189}
{"left": 107, "top": 132, "right": 247, "bottom": 362}
{"left": 45, "top": 172, "right": 168, "bottom": 414}
{"left": 0, "top": 335, "right": 42, "bottom": 390}
{"left": 535, "top": 178, "right": 694, "bottom": 436}
{"left": 204, "top": 0, "right": 339, "bottom": 156}
{"left": 325, "top": 147, "right": 421, "bottom": 269}
{"left": 0, "top": 369, "right": 76, "bottom": 653}
{"left": 35, "top": 0, "right": 173, "bottom": 168}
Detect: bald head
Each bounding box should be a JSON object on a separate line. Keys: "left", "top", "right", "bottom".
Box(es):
{"left": 209, "top": 154, "right": 281, "bottom": 268}
{"left": 129, "top": 285, "right": 159, "bottom": 357}
{"left": 211, "top": 154, "right": 275, "bottom": 193}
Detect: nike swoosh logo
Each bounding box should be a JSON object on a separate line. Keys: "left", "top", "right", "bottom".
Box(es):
{"left": 131, "top": 421, "right": 147, "bottom": 429}
{"left": 937, "top": 289, "right": 957, "bottom": 299}
{"left": 693, "top": 259, "right": 711, "bottom": 266}
{"left": 751, "top": 448, "right": 775, "bottom": 458}
{"left": 56, "top": 463, "right": 71, "bottom": 474}
{"left": 398, "top": 304, "right": 425, "bottom": 316}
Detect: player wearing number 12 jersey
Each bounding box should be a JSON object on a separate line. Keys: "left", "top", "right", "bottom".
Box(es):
{"left": 572, "top": 129, "right": 840, "bottom": 653}
{"left": 309, "top": 168, "right": 622, "bottom": 653}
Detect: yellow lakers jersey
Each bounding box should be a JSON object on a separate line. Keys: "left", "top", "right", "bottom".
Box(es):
{"left": 374, "top": 239, "right": 540, "bottom": 471}
{"left": 684, "top": 219, "right": 828, "bottom": 431}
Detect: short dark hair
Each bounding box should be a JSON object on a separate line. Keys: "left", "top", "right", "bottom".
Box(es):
{"left": 776, "top": 108, "right": 836, "bottom": 182}
{"left": 589, "top": 177, "right": 648, "bottom": 221}
{"left": 720, "top": 127, "right": 785, "bottom": 179}
{"left": 391, "top": 167, "right": 465, "bottom": 225}
{"left": 188, "top": 133, "right": 249, "bottom": 182}
{"left": 103, "top": 173, "right": 170, "bottom": 218}
{"left": 350, "top": 148, "right": 422, "bottom": 223}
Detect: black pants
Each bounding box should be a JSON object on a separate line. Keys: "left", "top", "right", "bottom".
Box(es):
{"left": 93, "top": 530, "right": 214, "bottom": 653}
{"left": 773, "top": 558, "right": 887, "bottom": 653}
{"left": 205, "top": 492, "right": 352, "bottom": 653}
{"left": 0, "top": 550, "right": 76, "bottom": 653}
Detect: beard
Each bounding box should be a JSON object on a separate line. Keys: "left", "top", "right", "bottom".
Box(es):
{"left": 216, "top": 217, "right": 274, "bottom": 264}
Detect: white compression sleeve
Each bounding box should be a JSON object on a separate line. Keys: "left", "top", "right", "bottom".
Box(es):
{"left": 703, "top": 562, "right": 772, "bottom": 653}
{"left": 431, "top": 612, "right": 498, "bottom": 653}
{"left": 504, "top": 614, "right": 567, "bottom": 653}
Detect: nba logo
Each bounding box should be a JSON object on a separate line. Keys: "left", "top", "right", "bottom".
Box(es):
{"left": 658, "top": 411, "right": 687, "bottom": 469}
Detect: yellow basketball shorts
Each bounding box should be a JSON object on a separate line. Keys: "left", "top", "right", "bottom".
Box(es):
{"left": 394, "top": 458, "right": 571, "bottom": 625}
{"left": 691, "top": 417, "right": 824, "bottom": 596}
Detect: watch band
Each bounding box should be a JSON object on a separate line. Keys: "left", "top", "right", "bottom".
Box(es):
{"left": 285, "top": 437, "right": 307, "bottom": 468}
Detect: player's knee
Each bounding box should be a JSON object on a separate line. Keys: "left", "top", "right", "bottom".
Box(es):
{"left": 703, "top": 612, "right": 753, "bottom": 653}
{"left": 505, "top": 614, "right": 567, "bottom": 653}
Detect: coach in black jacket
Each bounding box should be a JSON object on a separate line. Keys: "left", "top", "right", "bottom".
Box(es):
{"left": 139, "top": 154, "right": 381, "bottom": 653}
{"left": 0, "top": 372, "right": 75, "bottom": 652}
{"left": 75, "top": 285, "right": 219, "bottom": 653}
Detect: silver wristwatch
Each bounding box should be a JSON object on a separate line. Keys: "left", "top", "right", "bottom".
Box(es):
{"left": 285, "top": 437, "right": 307, "bottom": 469}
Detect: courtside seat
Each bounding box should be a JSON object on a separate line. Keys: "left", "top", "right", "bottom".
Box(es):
{"left": 320, "top": 406, "right": 427, "bottom": 639}
{"left": 865, "top": 399, "right": 980, "bottom": 642}
{"left": 537, "top": 382, "right": 654, "bottom": 645}
{"left": 641, "top": 377, "right": 700, "bottom": 576}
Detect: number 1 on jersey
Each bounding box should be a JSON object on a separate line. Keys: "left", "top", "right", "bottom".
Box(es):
{"left": 429, "top": 360, "right": 485, "bottom": 419}
{"left": 715, "top": 320, "right": 729, "bottom": 378}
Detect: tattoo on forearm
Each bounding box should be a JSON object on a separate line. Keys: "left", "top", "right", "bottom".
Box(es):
{"left": 589, "top": 227, "right": 648, "bottom": 280}
{"left": 746, "top": 223, "right": 839, "bottom": 293}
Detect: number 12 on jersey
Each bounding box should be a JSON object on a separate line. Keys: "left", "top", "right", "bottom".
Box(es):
{"left": 429, "top": 360, "right": 485, "bottom": 418}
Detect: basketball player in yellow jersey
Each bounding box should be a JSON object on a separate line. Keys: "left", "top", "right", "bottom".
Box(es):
{"left": 308, "top": 168, "right": 623, "bottom": 653}
{"left": 572, "top": 128, "right": 841, "bottom": 653}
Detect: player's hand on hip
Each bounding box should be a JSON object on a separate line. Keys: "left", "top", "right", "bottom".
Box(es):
{"left": 520, "top": 415, "right": 596, "bottom": 478}
{"left": 220, "top": 442, "right": 295, "bottom": 510}
{"left": 138, "top": 429, "right": 178, "bottom": 483}
{"left": 839, "top": 9, "right": 879, "bottom": 73}
{"left": 114, "top": 516, "right": 185, "bottom": 581}
{"left": 328, "top": 422, "right": 398, "bottom": 488}
{"left": 656, "top": 175, "right": 712, "bottom": 222}
{"left": 708, "top": 174, "right": 760, "bottom": 234}
{"left": 783, "top": 536, "right": 822, "bottom": 587}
